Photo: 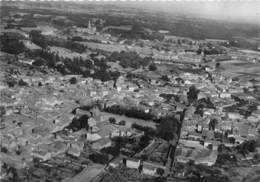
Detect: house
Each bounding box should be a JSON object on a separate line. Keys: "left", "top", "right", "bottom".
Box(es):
{"left": 92, "top": 138, "right": 112, "bottom": 150}
{"left": 204, "top": 140, "right": 221, "bottom": 150}
{"left": 102, "top": 90, "right": 109, "bottom": 96}
{"left": 31, "top": 149, "right": 52, "bottom": 161}
{"left": 184, "top": 80, "right": 193, "bottom": 85}
{"left": 142, "top": 163, "right": 157, "bottom": 176}
{"left": 187, "top": 132, "right": 203, "bottom": 141}
{"left": 87, "top": 133, "right": 102, "bottom": 142}
{"left": 176, "top": 142, "right": 218, "bottom": 166}
{"left": 229, "top": 88, "right": 244, "bottom": 94}
{"left": 109, "top": 157, "right": 122, "bottom": 168}
{"left": 125, "top": 158, "right": 141, "bottom": 169}
{"left": 234, "top": 136, "right": 247, "bottom": 145}
{"left": 67, "top": 142, "right": 84, "bottom": 157}
{"left": 194, "top": 150, "right": 218, "bottom": 166}
{"left": 228, "top": 134, "right": 246, "bottom": 145}
{"left": 22, "top": 40, "right": 41, "bottom": 51}
{"left": 97, "top": 122, "right": 117, "bottom": 138}
{"left": 90, "top": 126, "right": 100, "bottom": 133}
{"left": 142, "top": 162, "right": 166, "bottom": 176}
{"left": 90, "top": 91, "right": 97, "bottom": 97}
{"left": 228, "top": 112, "right": 242, "bottom": 120}
{"left": 196, "top": 124, "right": 203, "bottom": 133}
{"left": 88, "top": 118, "right": 97, "bottom": 127}
{"left": 203, "top": 108, "right": 215, "bottom": 116}
{"left": 220, "top": 93, "right": 231, "bottom": 98}
{"left": 198, "top": 92, "right": 208, "bottom": 100}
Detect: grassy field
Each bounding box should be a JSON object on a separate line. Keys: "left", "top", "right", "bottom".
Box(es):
{"left": 217, "top": 60, "right": 260, "bottom": 81}
{"left": 49, "top": 46, "right": 90, "bottom": 59}
{"left": 77, "top": 42, "right": 126, "bottom": 52}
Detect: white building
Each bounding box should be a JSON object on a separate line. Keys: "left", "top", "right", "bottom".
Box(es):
{"left": 220, "top": 92, "right": 231, "bottom": 98}
{"left": 126, "top": 159, "right": 140, "bottom": 169}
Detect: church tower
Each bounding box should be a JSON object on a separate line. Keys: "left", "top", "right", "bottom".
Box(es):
{"left": 88, "top": 20, "right": 92, "bottom": 29}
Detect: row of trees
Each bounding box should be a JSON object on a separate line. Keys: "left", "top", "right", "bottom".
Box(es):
{"left": 131, "top": 114, "right": 182, "bottom": 142}
{"left": 107, "top": 51, "right": 152, "bottom": 69}
{"left": 29, "top": 30, "right": 86, "bottom": 53}
{"left": 104, "top": 105, "right": 155, "bottom": 121}
{"left": 27, "top": 49, "right": 120, "bottom": 81}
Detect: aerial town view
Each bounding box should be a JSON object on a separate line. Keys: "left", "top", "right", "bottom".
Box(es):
{"left": 0, "top": 1, "right": 260, "bottom": 182}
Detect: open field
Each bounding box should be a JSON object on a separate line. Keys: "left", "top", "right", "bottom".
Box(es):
{"left": 218, "top": 60, "right": 260, "bottom": 81}
{"left": 77, "top": 42, "right": 126, "bottom": 52}
{"left": 99, "top": 111, "right": 157, "bottom": 129}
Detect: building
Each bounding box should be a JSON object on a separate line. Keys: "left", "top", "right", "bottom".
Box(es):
{"left": 31, "top": 149, "right": 52, "bottom": 161}
{"left": 142, "top": 162, "right": 166, "bottom": 176}
{"left": 67, "top": 142, "right": 84, "bottom": 157}
{"left": 75, "top": 20, "right": 96, "bottom": 34}
{"left": 220, "top": 92, "right": 231, "bottom": 99}
{"left": 125, "top": 158, "right": 140, "bottom": 169}
{"left": 92, "top": 138, "right": 112, "bottom": 150}
{"left": 109, "top": 157, "right": 122, "bottom": 168}
{"left": 142, "top": 163, "right": 157, "bottom": 176}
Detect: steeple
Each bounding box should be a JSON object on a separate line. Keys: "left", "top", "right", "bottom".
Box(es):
{"left": 88, "top": 20, "right": 91, "bottom": 29}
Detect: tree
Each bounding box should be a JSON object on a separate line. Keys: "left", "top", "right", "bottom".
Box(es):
{"left": 209, "top": 118, "right": 218, "bottom": 131}
{"left": 32, "top": 57, "right": 46, "bottom": 66}
{"left": 0, "top": 106, "right": 6, "bottom": 117}
{"left": 66, "top": 114, "right": 89, "bottom": 131}
{"left": 118, "top": 120, "right": 126, "bottom": 126}
{"left": 156, "top": 168, "right": 165, "bottom": 176}
{"left": 7, "top": 166, "right": 18, "bottom": 180}
{"left": 29, "top": 30, "right": 47, "bottom": 49}
{"left": 141, "top": 154, "right": 148, "bottom": 161}
{"left": 0, "top": 34, "right": 26, "bottom": 55}
{"left": 237, "top": 140, "right": 257, "bottom": 153}
{"left": 101, "top": 146, "right": 120, "bottom": 156}
{"left": 148, "top": 63, "right": 157, "bottom": 71}
{"left": 72, "top": 36, "right": 83, "bottom": 42}
{"left": 229, "top": 137, "right": 235, "bottom": 144}
{"left": 107, "top": 51, "right": 150, "bottom": 69}
{"left": 215, "top": 62, "right": 220, "bottom": 69}
{"left": 6, "top": 77, "right": 17, "bottom": 87}
{"left": 109, "top": 117, "right": 116, "bottom": 124}
{"left": 69, "top": 77, "right": 77, "bottom": 84}
{"left": 18, "top": 79, "right": 28, "bottom": 86}
{"left": 161, "top": 75, "right": 170, "bottom": 82}
{"left": 157, "top": 116, "right": 179, "bottom": 141}
{"left": 187, "top": 85, "right": 200, "bottom": 104}
{"left": 139, "top": 135, "right": 151, "bottom": 148}
{"left": 89, "top": 153, "right": 109, "bottom": 164}
{"left": 1, "top": 146, "right": 8, "bottom": 153}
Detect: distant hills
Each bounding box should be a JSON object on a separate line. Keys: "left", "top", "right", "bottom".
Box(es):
{"left": 1, "top": 1, "right": 260, "bottom": 50}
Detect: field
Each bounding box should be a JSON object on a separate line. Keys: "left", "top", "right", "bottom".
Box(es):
{"left": 48, "top": 46, "right": 90, "bottom": 59}
{"left": 78, "top": 42, "right": 126, "bottom": 52}
{"left": 218, "top": 60, "right": 260, "bottom": 81}
{"left": 99, "top": 111, "right": 157, "bottom": 129}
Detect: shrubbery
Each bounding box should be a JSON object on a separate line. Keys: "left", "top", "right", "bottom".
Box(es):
{"left": 69, "top": 77, "right": 77, "bottom": 84}
{"left": 107, "top": 51, "right": 151, "bottom": 69}
{"left": 0, "top": 34, "right": 26, "bottom": 55}
{"left": 104, "top": 105, "right": 154, "bottom": 120}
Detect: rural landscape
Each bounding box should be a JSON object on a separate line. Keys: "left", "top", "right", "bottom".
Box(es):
{"left": 0, "top": 1, "right": 260, "bottom": 182}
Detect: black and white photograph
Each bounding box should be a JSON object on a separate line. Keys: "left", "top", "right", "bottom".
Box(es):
{"left": 0, "top": 0, "right": 260, "bottom": 181}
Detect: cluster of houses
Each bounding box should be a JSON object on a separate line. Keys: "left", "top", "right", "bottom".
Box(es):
{"left": 108, "top": 157, "right": 166, "bottom": 177}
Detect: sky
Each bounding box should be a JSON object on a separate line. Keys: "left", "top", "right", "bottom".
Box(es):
{"left": 144, "top": 1, "right": 260, "bottom": 24}
{"left": 92, "top": 1, "right": 260, "bottom": 25}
